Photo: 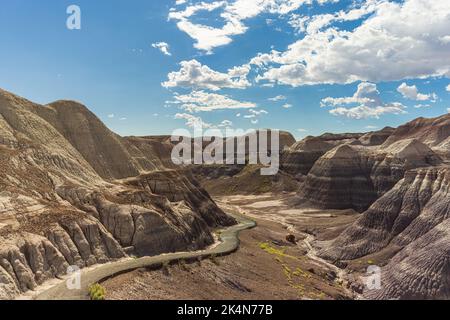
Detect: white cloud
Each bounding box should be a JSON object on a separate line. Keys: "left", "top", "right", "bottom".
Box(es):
{"left": 175, "top": 0, "right": 187, "bottom": 5}
{"left": 297, "top": 128, "right": 308, "bottom": 132}
{"left": 107, "top": 114, "right": 115, "bottom": 118}
{"left": 243, "top": 109, "right": 268, "bottom": 119}
{"left": 413, "top": 104, "right": 431, "bottom": 109}
{"left": 365, "top": 125, "right": 378, "bottom": 130}
{"left": 174, "top": 113, "right": 234, "bottom": 129}
{"left": 119, "top": 117, "right": 127, "bottom": 121}
{"left": 151, "top": 42, "right": 172, "bottom": 56}
{"left": 243, "top": 109, "right": 268, "bottom": 124}
{"left": 218, "top": 119, "right": 233, "bottom": 128}
{"left": 168, "top": 0, "right": 336, "bottom": 53}
{"left": 322, "top": 82, "right": 407, "bottom": 119}
{"left": 446, "top": 84, "right": 450, "bottom": 92}
{"left": 174, "top": 113, "right": 213, "bottom": 128}
{"left": 254, "top": 0, "right": 450, "bottom": 86}
{"left": 162, "top": 59, "right": 250, "bottom": 91}
{"left": 289, "top": 1, "right": 380, "bottom": 35}
{"left": 168, "top": 91, "right": 256, "bottom": 113}
{"left": 321, "top": 82, "right": 381, "bottom": 107}
{"left": 282, "top": 103, "right": 293, "bottom": 109}
{"left": 397, "top": 83, "right": 437, "bottom": 101}
{"left": 329, "top": 104, "right": 406, "bottom": 120}
{"left": 440, "top": 36, "right": 450, "bottom": 44}
{"left": 268, "top": 95, "right": 286, "bottom": 101}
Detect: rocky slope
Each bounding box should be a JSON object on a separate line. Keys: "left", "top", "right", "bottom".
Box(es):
{"left": 320, "top": 167, "right": 450, "bottom": 299}
{"left": 279, "top": 115, "right": 450, "bottom": 299}
{"left": 184, "top": 130, "right": 298, "bottom": 195}
{"left": 382, "top": 114, "right": 450, "bottom": 156}
{"left": 297, "top": 139, "right": 442, "bottom": 212}
{"left": 0, "top": 89, "right": 234, "bottom": 299}
{"left": 281, "top": 137, "right": 334, "bottom": 176}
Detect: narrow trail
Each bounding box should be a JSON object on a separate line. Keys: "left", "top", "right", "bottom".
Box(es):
{"left": 24, "top": 212, "right": 256, "bottom": 300}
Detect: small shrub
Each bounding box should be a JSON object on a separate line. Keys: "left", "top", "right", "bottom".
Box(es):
{"left": 179, "top": 259, "right": 189, "bottom": 271}
{"left": 286, "top": 234, "right": 297, "bottom": 244}
{"left": 210, "top": 254, "right": 220, "bottom": 265}
{"left": 162, "top": 260, "right": 170, "bottom": 276}
{"left": 89, "top": 283, "right": 106, "bottom": 301}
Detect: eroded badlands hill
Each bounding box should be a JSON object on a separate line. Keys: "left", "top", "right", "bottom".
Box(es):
{"left": 0, "top": 89, "right": 234, "bottom": 299}
{"left": 320, "top": 167, "right": 450, "bottom": 299}
{"left": 279, "top": 115, "right": 450, "bottom": 299}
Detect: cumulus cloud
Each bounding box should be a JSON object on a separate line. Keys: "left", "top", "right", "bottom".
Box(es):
{"left": 168, "top": 90, "right": 256, "bottom": 112}
{"left": 268, "top": 95, "right": 286, "bottom": 101}
{"left": 447, "top": 84, "right": 450, "bottom": 92}
{"left": 255, "top": 0, "right": 450, "bottom": 86}
{"left": 174, "top": 113, "right": 233, "bottom": 129}
{"left": 162, "top": 59, "right": 250, "bottom": 91}
{"left": 151, "top": 42, "right": 172, "bottom": 56}
{"left": 282, "top": 103, "right": 293, "bottom": 109}
{"left": 218, "top": 119, "right": 233, "bottom": 128}
{"left": 243, "top": 109, "right": 268, "bottom": 119}
{"left": 289, "top": 0, "right": 380, "bottom": 35}
{"left": 322, "top": 82, "right": 407, "bottom": 119}
{"left": 168, "top": 0, "right": 336, "bottom": 53}
{"left": 243, "top": 109, "right": 269, "bottom": 124}
{"left": 174, "top": 113, "right": 213, "bottom": 128}
{"left": 397, "top": 83, "right": 437, "bottom": 101}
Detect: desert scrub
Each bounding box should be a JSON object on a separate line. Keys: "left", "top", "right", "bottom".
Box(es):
{"left": 89, "top": 283, "right": 106, "bottom": 300}
{"left": 210, "top": 253, "right": 220, "bottom": 265}
{"left": 162, "top": 260, "right": 170, "bottom": 276}
{"left": 178, "top": 259, "right": 189, "bottom": 271}
{"left": 259, "top": 242, "right": 298, "bottom": 260}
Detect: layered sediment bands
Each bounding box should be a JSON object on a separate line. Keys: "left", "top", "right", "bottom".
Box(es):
{"left": 320, "top": 167, "right": 450, "bottom": 299}
{"left": 189, "top": 164, "right": 300, "bottom": 195}
{"left": 182, "top": 130, "right": 297, "bottom": 195}
{"left": 281, "top": 137, "right": 334, "bottom": 175}
{"left": 124, "top": 170, "right": 235, "bottom": 227}
{"left": 383, "top": 114, "right": 450, "bottom": 153}
{"left": 298, "top": 145, "right": 390, "bottom": 212}
{"left": 365, "top": 219, "right": 450, "bottom": 300}
{"left": 298, "top": 140, "right": 442, "bottom": 212}
{"left": 124, "top": 136, "right": 175, "bottom": 170}
{"left": 280, "top": 131, "right": 379, "bottom": 178}
{"left": 0, "top": 88, "right": 235, "bottom": 299}
{"left": 358, "top": 127, "right": 395, "bottom": 146}
{"left": 0, "top": 214, "right": 126, "bottom": 300}
{"left": 34, "top": 100, "right": 145, "bottom": 180}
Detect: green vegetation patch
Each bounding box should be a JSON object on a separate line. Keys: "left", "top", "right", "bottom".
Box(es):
{"left": 89, "top": 283, "right": 106, "bottom": 300}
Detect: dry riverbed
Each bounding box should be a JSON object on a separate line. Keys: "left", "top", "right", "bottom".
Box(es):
{"left": 103, "top": 193, "right": 360, "bottom": 300}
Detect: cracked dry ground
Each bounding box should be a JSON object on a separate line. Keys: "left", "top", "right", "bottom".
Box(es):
{"left": 103, "top": 194, "right": 358, "bottom": 300}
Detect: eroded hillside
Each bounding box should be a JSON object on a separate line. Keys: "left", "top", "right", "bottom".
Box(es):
{"left": 0, "top": 89, "right": 234, "bottom": 299}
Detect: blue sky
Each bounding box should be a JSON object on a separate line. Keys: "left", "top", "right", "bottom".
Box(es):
{"left": 0, "top": 0, "right": 449, "bottom": 139}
